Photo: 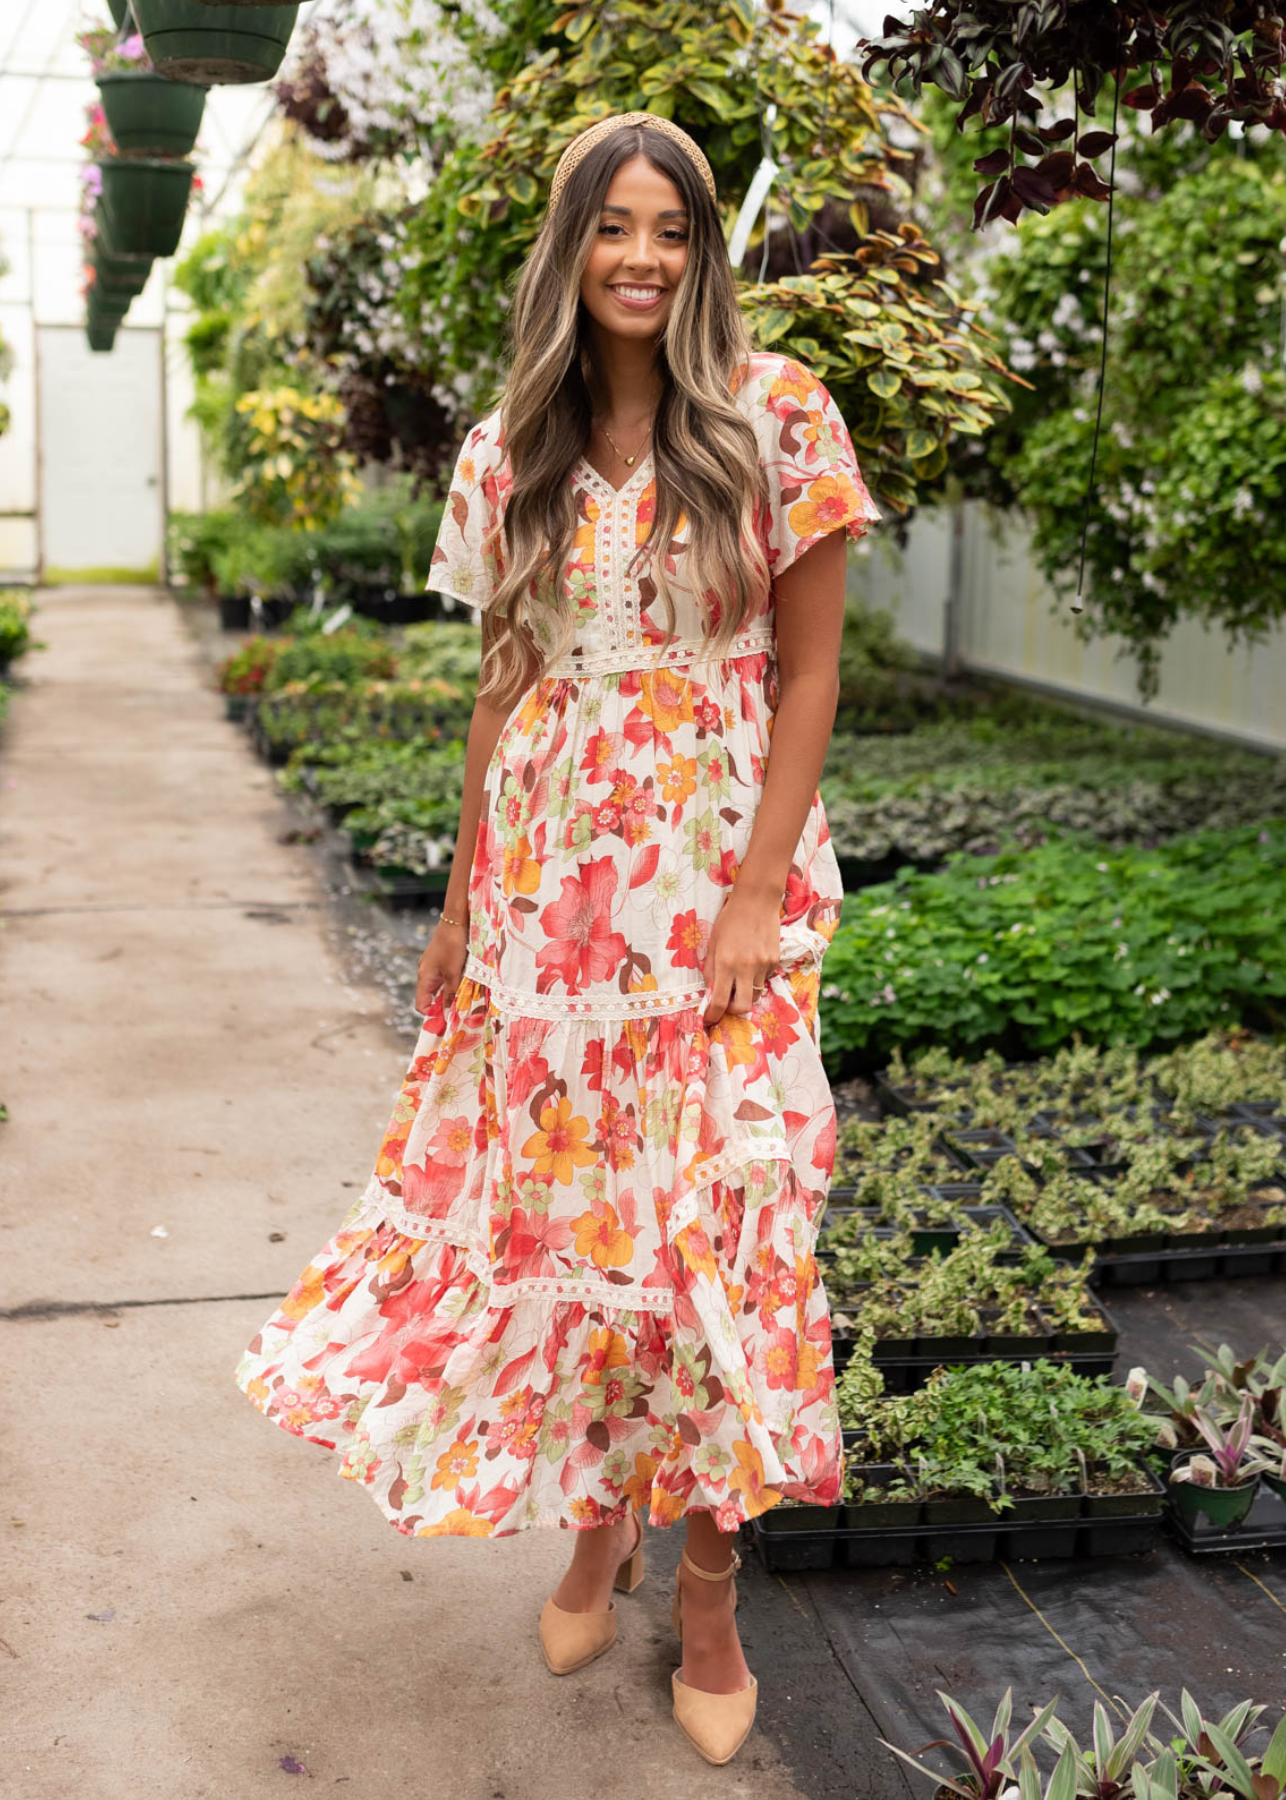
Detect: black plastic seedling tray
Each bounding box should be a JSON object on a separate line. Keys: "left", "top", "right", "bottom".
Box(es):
{"left": 827, "top": 1281, "right": 1119, "bottom": 1384}
{"left": 751, "top": 1459, "right": 1166, "bottom": 1571}
{"left": 1164, "top": 1478, "right": 1286, "bottom": 1556}
{"left": 818, "top": 1201, "right": 1033, "bottom": 1262}
{"left": 1032, "top": 1229, "right": 1286, "bottom": 1285}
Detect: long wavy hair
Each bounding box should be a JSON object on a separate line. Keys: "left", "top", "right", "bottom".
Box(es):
{"left": 477, "top": 122, "right": 769, "bottom": 704}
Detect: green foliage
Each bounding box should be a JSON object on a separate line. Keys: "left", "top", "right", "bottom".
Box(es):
{"left": 216, "top": 635, "right": 280, "bottom": 697}
{"left": 960, "top": 150, "right": 1286, "bottom": 694}
{"left": 0, "top": 590, "right": 38, "bottom": 665}
{"left": 390, "top": 0, "right": 1014, "bottom": 503}
{"left": 836, "top": 1357, "right": 1156, "bottom": 1498}
{"left": 167, "top": 509, "right": 241, "bottom": 592}
{"left": 264, "top": 630, "right": 396, "bottom": 692}
{"left": 742, "top": 240, "right": 1014, "bottom": 517}
{"left": 860, "top": 1, "right": 1286, "bottom": 227}
{"left": 212, "top": 520, "right": 321, "bottom": 601}
{"left": 819, "top": 824, "right": 1286, "bottom": 1069}
{"left": 171, "top": 139, "right": 377, "bottom": 494}
{"left": 822, "top": 762, "right": 1286, "bottom": 867}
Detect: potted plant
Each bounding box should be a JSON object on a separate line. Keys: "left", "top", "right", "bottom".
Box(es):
{"left": 96, "top": 155, "right": 195, "bottom": 258}
{"left": 1167, "top": 1395, "right": 1279, "bottom": 1529}
{"left": 86, "top": 313, "right": 119, "bottom": 353}
{"left": 81, "top": 22, "right": 208, "bottom": 157}
{"left": 131, "top": 0, "right": 300, "bottom": 85}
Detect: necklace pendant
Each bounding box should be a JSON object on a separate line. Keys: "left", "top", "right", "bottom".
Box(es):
{"left": 624, "top": 454, "right": 635, "bottom": 466}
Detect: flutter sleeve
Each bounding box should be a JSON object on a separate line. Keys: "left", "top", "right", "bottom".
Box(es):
{"left": 425, "top": 409, "right": 508, "bottom": 609}
{"left": 754, "top": 356, "right": 882, "bottom": 581}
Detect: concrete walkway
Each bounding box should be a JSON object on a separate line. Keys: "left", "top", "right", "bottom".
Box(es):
{"left": 0, "top": 589, "right": 812, "bottom": 1800}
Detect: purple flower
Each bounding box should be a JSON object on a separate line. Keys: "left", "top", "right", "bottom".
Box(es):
{"left": 119, "top": 33, "right": 147, "bottom": 61}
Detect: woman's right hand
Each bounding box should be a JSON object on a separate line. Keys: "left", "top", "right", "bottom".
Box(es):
{"left": 415, "top": 917, "right": 468, "bottom": 1015}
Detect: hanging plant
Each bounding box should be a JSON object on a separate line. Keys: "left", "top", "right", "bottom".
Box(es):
{"left": 97, "top": 70, "right": 208, "bottom": 158}
{"left": 76, "top": 25, "right": 151, "bottom": 76}
{"left": 86, "top": 313, "right": 120, "bottom": 354}
{"left": 96, "top": 156, "right": 197, "bottom": 257}
{"left": 131, "top": 0, "right": 300, "bottom": 85}
{"left": 860, "top": 0, "right": 1286, "bottom": 229}
{"left": 80, "top": 101, "right": 117, "bottom": 160}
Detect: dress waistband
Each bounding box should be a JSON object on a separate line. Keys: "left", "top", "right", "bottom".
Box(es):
{"left": 543, "top": 621, "right": 775, "bottom": 679}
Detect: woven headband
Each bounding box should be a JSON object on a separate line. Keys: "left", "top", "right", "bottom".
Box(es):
{"left": 546, "top": 111, "right": 717, "bottom": 217}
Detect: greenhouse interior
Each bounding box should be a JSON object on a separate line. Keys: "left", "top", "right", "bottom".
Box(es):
{"left": 2, "top": 0, "right": 1286, "bottom": 1795}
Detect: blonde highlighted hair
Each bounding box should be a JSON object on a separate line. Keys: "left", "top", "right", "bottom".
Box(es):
{"left": 476, "top": 121, "right": 769, "bottom": 704}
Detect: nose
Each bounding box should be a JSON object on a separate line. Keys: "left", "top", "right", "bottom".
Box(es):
{"left": 621, "top": 226, "right": 658, "bottom": 269}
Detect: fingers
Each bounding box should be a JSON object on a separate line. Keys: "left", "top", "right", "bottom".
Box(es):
{"left": 724, "top": 967, "right": 771, "bottom": 1017}
{"left": 702, "top": 964, "right": 733, "bottom": 1026}
{"left": 703, "top": 964, "right": 774, "bottom": 1024}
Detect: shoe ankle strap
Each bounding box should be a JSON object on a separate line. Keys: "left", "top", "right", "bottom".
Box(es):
{"left": 680, "top": 1547, "right": 742, "bottom": 1582}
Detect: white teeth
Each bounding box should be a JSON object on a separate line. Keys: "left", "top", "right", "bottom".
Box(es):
{"left": 612, "top": 286, "right": 663, "bottom": 300}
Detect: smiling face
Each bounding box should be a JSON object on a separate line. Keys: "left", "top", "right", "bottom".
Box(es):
{"left": 578, "top": 153, "right": 690, "bottom": 342}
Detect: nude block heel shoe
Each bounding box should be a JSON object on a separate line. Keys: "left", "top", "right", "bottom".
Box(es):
{"left": 538, "top": 1512, "right": 645, "bottom": 1675}
{"left": 670, "top": 1547, "right": 758, "bottom": 1766}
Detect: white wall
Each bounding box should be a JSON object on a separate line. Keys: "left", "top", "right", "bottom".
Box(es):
{"left": 858, "top": 499, "right": 1286, "bottom": 752}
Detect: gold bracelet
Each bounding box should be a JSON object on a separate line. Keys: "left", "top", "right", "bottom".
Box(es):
{"left": 438, "top": 911, "right": 466, "bottom": 928}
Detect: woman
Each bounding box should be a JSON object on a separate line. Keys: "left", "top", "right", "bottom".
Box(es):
{"left": 235, "top": 110, "right": 880, "bottom": 1767}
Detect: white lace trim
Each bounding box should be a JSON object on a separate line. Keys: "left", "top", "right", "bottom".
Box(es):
{"left": 354, "top": 1145, "right": 800, "bottom": 1313}
{"left": 462, "top": 956, "right": 708, "bottom": 1020}
{"left": 543, "top": 621, "right": 775, "bottom": 679}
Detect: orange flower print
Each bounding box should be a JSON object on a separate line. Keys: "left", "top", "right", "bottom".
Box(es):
{"left": 281, "top": 1264, "right": 325, "bottom": 1322}
{"left": 418, "top": 1508, "right": 494, "bottom": 1538}
{"left": 597, "top": 1094, "right": 637, "bottom": 1170}
{"left": 768, "top": 361, "right": 814, "bottom": 409}
{"left": 572, "top": 1200, "right": 633, "bottom": 1269}
{"left": 675, "top": 1220, "right": 718, "bottom": 1284}
{"left": 727, "top": 1440, "right": 780, "bottom": 1515}
{"left": 636, "top": 669, "right": 694, "bottom": 734}
{"left": 582, "top": 1327, "right": 631, "bottom": 1387}
{"left": 431, "top": 1435, "right": 480, "bottom": 1491}
{"left": 658, "top": 753, "right": 697, "bottom": 805}
{"left": 521, "top": 1096, "right": 597, "bottom": 1185}
{"left": 787, "top": 473, "right": 862, "bottom": 541}
{"left": 623, "top": 1452, "right": 659, "bottom": 1509}
{"left": 502, "top": 833, "right": 540, "bottom": 897}
{"left": 763, "top": 1326, "right": 799, "bottom": 1391}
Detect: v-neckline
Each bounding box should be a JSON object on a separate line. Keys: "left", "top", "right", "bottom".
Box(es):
{"left": 575, "top": 452, "right": 653, "bottom": 502}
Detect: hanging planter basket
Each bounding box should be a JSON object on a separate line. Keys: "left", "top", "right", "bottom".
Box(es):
{"left": 87, "top": 314, "right": 120, "bottom": 353}
{"left": 89, "top": 292, "right": 132, "bottom": 324}
{"left": 97, "top": 70, "right": 208, "bottom": 158}
{"left": 91, "top": 242, "right": 155, "bottom": 301}
{"left": 97, "top": 156, "right": 194, "bottom": 258}
{"left": 131, "top": 0, "right": 300, "bottom": 85}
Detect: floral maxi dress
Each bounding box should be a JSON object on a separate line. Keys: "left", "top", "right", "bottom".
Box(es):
{"left": 233, "top": 351, "right": 882, "bottom": 1539}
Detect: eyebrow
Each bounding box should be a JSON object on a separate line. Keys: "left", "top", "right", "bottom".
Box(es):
{"left": 600, "top": 204, "right": 689, "bottom": 219}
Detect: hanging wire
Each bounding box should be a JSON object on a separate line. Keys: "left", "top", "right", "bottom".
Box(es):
{"left": 1069, "top": 49, "right": 1122, "bottom": 614}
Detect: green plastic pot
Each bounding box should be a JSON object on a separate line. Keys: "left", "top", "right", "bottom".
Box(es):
{"left": 97, "top": 157, "right": 194, "bottom": 257}
{"left": 88, "top": 288, "right": 132, "bottom": 320}
{"left": 87, "top": 315, "right": 120, "bottom": 353}
{"left": 107, "top": 0, "right": 131, "bottom": 24}
{"left": 91, "top": 243, "right": 154, "bottom": 300}
{"left": 97, "top": 70, "right": 207, "bottom": 158}
{"left": 1167, "top": 1451, "right": 1260, "bottom": 1529}
{"left": 131, "top": 0, "right": 299, "bottom": 84}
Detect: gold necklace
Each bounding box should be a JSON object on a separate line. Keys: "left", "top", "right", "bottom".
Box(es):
{"left": 596, "top": 415, "right": 653, "bottom": 468}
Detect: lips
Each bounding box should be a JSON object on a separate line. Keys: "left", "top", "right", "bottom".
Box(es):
{"left": 608, "top": 285, "right": 667, "bottom": 310}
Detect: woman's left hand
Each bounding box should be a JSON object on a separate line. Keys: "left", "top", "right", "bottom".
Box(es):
{"left": 702, "top": 887, "right": 780, "bottom": 1025}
